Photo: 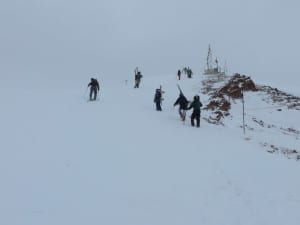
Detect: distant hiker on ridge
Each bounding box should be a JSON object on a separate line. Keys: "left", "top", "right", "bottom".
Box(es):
{"left": 177, "top": 69, "right": 181, "bottom": 80}
{"left": 87, "top": 78, "right": 100, "bottom": 101}
{"left": 173, "top": 92, "right": 189, "bottom": 121}
{"left": 187, "top": 95, "right": 203, "bottom": 127}
{"left": 134, "top": 67, "right": 143, "bottom": 88}
{"left": 187, "top": 67, "right": 193, "bottom": 78}
{"left": 183, "top": 67, "right": 193, "bottom": 78}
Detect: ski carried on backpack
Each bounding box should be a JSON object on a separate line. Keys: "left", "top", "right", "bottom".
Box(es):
{"left": 176, "top": 84, "right": 183, "bottom": 95}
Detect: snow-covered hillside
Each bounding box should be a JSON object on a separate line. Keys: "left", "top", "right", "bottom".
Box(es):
{"left": 0, "top": 73, "right": 299, "bottom": 225}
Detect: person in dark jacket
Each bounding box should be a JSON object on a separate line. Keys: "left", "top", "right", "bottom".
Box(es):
{"left": 88, "top": 78, "right": 100, "bottom": 101}
{"left": 187, "top": 67, "right": 193, "bottom": 78}
{"left": 173, "top": 93, "right": 189, "bottom": 121}
{"left": 134, "top": 70, "right": 143, "bottom": 88}
{"left": 177, "top": 69, "right": 181, "bottom": 80}
{"left": 154, "top": 88, "right": 162, "bottom": 111}
{"left": 187, "top": 95, "right": 203, "bottom": 127}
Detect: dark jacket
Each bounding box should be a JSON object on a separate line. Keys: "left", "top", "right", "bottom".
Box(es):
{"left": 187, "top": 99, "right": 203, "bottom": 112}
{"left": 135, "top": 72, "right": 143, "bottom": 81}
{"left": 154, "top": 89, "right": 162, "bottom": 103}
{"left": 174, "top": 94, "right": 189, "bottom": 110}
{"left": 88, "top": 79, "right": 100, "bottom": 91}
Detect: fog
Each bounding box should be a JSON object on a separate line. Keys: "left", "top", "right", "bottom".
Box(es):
{"left": 1, "top": 0, "right": 299, "bottom": 85}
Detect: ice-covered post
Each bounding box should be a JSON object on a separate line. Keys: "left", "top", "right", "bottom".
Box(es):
{"left": 241, "top": 88, "right": 245, "bottom": 135}
{"left": 238, "top": 83, "right": 246, "bottom": 135}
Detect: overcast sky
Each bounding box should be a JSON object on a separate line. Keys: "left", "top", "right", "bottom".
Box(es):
{"left": 0, "top": 0, "right": 299, "bottom": 85}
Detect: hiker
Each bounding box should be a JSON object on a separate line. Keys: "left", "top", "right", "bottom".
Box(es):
{"left": 177, "top": 70, "right": 181, "bottom": 80}
{"left": 154, "top": 88, "right": 162, "bottom": 111}
{"left": 87, "top": 78, "right": 100, "bottom": 101}
{"left": 134, "top": 69, "right": 143, "bottom": 88}
{"left": 187, "top": 95, "right": 203, "bottom": 127}
{"left": 187, "top": 67, "right": 193, "bottom": 78}
{"left": 173, "top": 93, "right": 189, "bottom": 121}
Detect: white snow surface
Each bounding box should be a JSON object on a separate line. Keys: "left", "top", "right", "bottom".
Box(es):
{"left": 0, "top": 74, "right": 299, "bottom": 225}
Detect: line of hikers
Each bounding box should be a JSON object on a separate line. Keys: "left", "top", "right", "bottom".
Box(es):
{"left": 177, "top": 67, "right": 193, "bottom": 80}
{"left": 87, "top": 67, "right": 202, "bottom": 127}
{"left": 88, "top": 67, "right": 192, "bottom": 101}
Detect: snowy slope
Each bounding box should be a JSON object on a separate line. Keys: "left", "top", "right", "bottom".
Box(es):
{"left": 0, "top": 73, "right": 299, "bottom": 225}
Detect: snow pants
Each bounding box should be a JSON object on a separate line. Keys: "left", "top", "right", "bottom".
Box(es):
{"left": 191, "top": 110, "right": 200, "bottom": 127}
{"left": 90, "top": 86, "right": 98, "bottom": 101}
{"left": 155, "top": 101, "right": 162, "bottom": 111}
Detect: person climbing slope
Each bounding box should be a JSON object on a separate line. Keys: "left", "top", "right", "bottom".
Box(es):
{"left": 87, "top": 78, "right": 100, "bottom": 101}
{"left": 187, "top": 95, "right": 203, "bottom": 127}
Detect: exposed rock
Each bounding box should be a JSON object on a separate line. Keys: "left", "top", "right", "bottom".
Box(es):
{"left": 203, "top": 73, "right": 257, "bottom": 123}
{"left": 219, "top": 73, "right": 257, "bottom": 99}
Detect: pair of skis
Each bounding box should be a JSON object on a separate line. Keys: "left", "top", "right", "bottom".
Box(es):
{"left": 176, "top": 84, "right": 186, "bottom": 122}
{"left": 176, "top": 84, "right": 183, "bottom": 95}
